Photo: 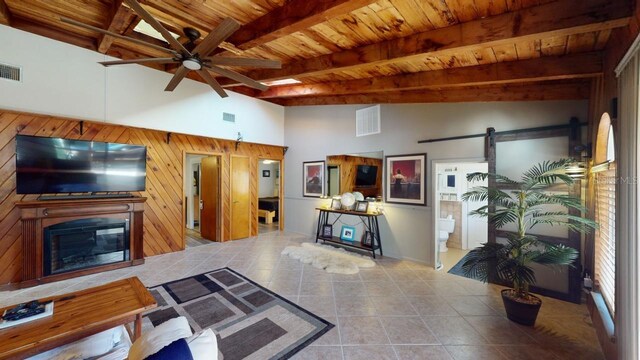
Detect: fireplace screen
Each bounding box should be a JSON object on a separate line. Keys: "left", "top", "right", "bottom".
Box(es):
{"left": 44, "top": 218, "right": 130, "bottom": 276}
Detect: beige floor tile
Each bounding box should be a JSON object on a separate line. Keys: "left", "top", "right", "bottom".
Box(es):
{"left": 342, "top": 345, "right": 396, "bottom": 360}
{"left": 300, "top": 281, "right": 334, "bottom": 296}
{"left": 379, "top": 316, "right": 440, "bottom": 345}
{"left": 338, "top": 317, "right": 389, "bottom": 345}
{"left": 299, "top": 296, "right": 337, "bottom": 317}
{"left": 396, "top": 280, "right": 435, "bottom": 296}
{"left": 333, "top": 282, "right": 366, "bottom": 297}
{"left": 291, "top": 346, "right": 343, "bottom": 360}
{"left": 384, "top": 269, "right": 421, "bottom": 282}
{"left": 370, "top": 296, "right": 418, "bottom": 316}
{"left": 393, "top": 345, "right": 453, "bottom": 360}
{"left": 442, "top": 296, "right": 499, "bottom": 316}
{"left": 407, "top": 296, "right": 460, "bottom": 316}
{"left": 444, "top": 345, "right": 507, "bottom": 360}
{"left": 494, "top": 345, "right": 562, "bottom": 360}
{"left": 363, "top": 281, "right": 400, "bottom": 297}
{"left": 422, "top": 316, "right": 488, "bottom": 345}
{"left": 464, "top": 316, "right": 535, "bottom": 344}
{"left": 335, "top": 296, "right": 376, "bottom": 316}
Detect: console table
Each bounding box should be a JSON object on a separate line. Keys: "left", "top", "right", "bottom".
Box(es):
{"left": 315, "top": 208, "right": 383, "bottom": 258}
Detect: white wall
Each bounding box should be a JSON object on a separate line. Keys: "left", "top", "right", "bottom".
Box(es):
{"left": 258, "top": 162, "right": 279, "bottom": 197}
{"left": 0, "top": 25, "right": 285, "bottom": 146}
{"left": 284, "top": 101, "right": 588, "bottom": 265}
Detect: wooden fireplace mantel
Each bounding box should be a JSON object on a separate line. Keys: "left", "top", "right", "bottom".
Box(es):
{"left": 16, "top": 196, "right": 146, "bottom": 288}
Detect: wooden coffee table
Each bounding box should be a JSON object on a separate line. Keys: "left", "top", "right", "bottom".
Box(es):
{"left": 0, "top": 277, "right": 157, "bottom": 360}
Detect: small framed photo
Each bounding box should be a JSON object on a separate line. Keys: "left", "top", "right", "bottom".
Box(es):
{"left": 362, "top": 231, "right": 374, "bottom": 248}
{"left": 303, "top": 161, "right": 325, "bottom": 197}
{"left": 262, "top": 170, "right": 270, "bottom": 177}
{"left": 321, "top": 224, "right": 333, "bottom": 238}
{"left": 340, "top": 225, "right": 356, "bottom": 242}
{"left": 355, "top": 201, "right": 369, "bottom": 213}
{"left": 331, "top": 198, "right": 342, "bottom": 210}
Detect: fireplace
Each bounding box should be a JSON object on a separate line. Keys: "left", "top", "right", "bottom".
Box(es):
{"left": 18, "top": 197, "right": 146, "bottom": 287}
{"left": 44, "top": 218, "right": 130, "bottom": 276}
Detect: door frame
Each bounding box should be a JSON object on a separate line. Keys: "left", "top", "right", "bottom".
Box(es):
{"left": 182, "top": 151, "right": 223, "bottom": 248}
{"left": 257, "top": 157, "right": 285, "bottom": 231}
{"left": 431, "top": 157, "right": 486, "bottom": 270}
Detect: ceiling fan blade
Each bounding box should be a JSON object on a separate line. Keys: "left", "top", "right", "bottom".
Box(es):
{"left": 123, "top": 0, "right": 190, "bottom": 55}
{"left": 61, "top": 17, "right": 178, "bottom": 55}
{"left": 205, "top": 57, "right": 281, "bottom": 69}
{"left": 99, "top": 58, "right": 178, "bottom": 66}
{"left": 206, "top": 65, "right": 268, "bottom": 91}
{"left": 197, "top": 70, "right": 228, "bottom": 98}
{"left": 192, "top": 18, "right": 240, "bottom": 58}
{"left": 165, "top": 66, "right": 190, "bottom": 91}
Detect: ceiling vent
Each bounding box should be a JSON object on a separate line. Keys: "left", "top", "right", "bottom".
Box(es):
{"left": 223, "top": 112, "right": 236, "bottom": 123}
{"left": 0, "top": 63, "right": 21, "bottom": 82}
{"left": 356, "top": 105, "right": 381, "bottom": 137}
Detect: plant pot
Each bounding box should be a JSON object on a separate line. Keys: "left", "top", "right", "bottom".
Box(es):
{"left": 501, "top": 289, "right": 542, "bottom": 326}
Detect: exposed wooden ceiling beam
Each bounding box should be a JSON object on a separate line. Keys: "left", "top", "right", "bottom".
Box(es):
{"left": 269, "top": 80, "right": 591, "bottom": 106}
{"left": 257, "top": 52, "right": 603, "bottom": 98}
{"left": 11, "top": 16, "right": 96, "bottom": 51}
{"left": 222, "top": 0, "right": 631, "bottom": 86}
{"left": 226, "top": 0, "right": 380, "bottom": 51}
{"left": 98, "top": 1, "right": 137, "bottom": 54}
{"left": 0, "top": 0, "right": 11, "bottom": 26}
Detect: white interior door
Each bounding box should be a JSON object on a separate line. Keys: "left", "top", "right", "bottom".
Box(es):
{"left": 464, "top": 163, "right": 488, "bottom": 249}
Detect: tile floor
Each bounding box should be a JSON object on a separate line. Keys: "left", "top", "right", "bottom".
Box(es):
{"left": 0, "top": 231, "right": 603, "bottom": 360}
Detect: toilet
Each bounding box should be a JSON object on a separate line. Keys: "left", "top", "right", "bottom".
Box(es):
{"left": 438, "top": 215, "right": 456, "bottom": 252}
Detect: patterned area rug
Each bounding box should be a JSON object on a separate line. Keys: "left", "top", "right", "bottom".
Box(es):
{"left": 143, "top": 268, "right": 333, "bottom": 360}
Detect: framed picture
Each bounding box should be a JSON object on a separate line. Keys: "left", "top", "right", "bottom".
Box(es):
{"left": 340, "top": 225, "right": 356, "bottom": 242}
{"left": 355, "top": 201, "right": 369, "bottom": 213}
{"left": 321, "top": 224, "right": 333, "bottom": 238}
{"left": 331, "top": 198, "right": 342, "bottom": 210}
{"left": 385, "top": 153, "right": 427, "bottom": 206}
{"left": 262, "top": 170, "right": 271, "bottom": 177}
{"left": 303, "top": 161, "right": 325, "bottom": 197}
{"left": 361, "top": 231, "right": 374, "bottom": 248}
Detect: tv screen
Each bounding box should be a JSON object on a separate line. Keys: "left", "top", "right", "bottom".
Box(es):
{"left": 355, "top": 165, "right": 378, "bottom": 187}
{"left": 16, "top": 135, "right": 147, "bottom": 194}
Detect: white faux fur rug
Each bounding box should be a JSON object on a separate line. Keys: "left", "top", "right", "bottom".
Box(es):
{"left": 281, "top": 242, "right": 375, "bottom": 274}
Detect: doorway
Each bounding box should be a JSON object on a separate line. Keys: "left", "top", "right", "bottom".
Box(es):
{"left": 433, "top": 160, "right": 488, "bottom": 272}
{"left": 184, "top": 153, "right": 221, "bottom": 247}
{"left": 258, "top": 159, "right": 281, "bottom": 234}
{"left": 327, "top": 165, "right": 340, "bottom": 196}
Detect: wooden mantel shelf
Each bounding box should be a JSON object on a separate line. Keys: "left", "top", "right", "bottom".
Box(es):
{"left": 16, "top": 196, "right": 147, "bottom": 288}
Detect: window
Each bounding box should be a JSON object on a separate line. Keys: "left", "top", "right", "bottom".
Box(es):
{"left": 593, "top": 113, "right": 616, "bottom": 316}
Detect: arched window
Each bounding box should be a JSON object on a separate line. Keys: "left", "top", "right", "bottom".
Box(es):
{"left": 593, "top": 112, "right": 616, "bottom": 316}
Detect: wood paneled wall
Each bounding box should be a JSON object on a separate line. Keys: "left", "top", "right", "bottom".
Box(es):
{"left": 326, "top": 155, "right": 383, "bottom": 197}
{"left": 0, "top": 109, "right": 284, "bottom": 285}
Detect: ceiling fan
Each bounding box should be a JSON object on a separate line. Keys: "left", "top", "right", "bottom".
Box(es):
{"left": 61, "top": 0, "right": 281, "bottom": 98}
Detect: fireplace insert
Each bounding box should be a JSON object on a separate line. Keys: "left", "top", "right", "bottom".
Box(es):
{"left": 43, "top": 218, "right": 130, "bottom": 276}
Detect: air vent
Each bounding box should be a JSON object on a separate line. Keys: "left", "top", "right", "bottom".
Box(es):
{"left": 0, "top": 63, "right": 21, "bottom": 82}
{"left": 356, "top": 105, "right": 381, "bottom": 137}
{"left": 223, "top": 112, "right": 236, "bottom": 123}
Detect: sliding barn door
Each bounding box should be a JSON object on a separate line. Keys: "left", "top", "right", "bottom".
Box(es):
{"left": 200, "top": 156, "right": 220, "bottom": 241}
{"left": 231, "top": 155, "right": 250, "bottom": 240}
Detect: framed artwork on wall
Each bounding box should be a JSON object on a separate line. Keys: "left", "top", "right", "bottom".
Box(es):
{"left": 262, "top": 170, "right": 270, "bottom": 177}
{"left": 385, "top": 153, "right": 427, "bottom": 206}
{"left": 303, "top": 161, "right": 325, "bottom": 197}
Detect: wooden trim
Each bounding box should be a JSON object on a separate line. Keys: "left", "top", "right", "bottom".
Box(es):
{"left": 257, "top": 53, "right": 603, "bottom": 99}
{"left": 98, "top": 1, "right": 135, "bottom": 54}
{"left": 10, "top": 16, "right": 97, "bottom": 51}
{"left": 221, "top": 0, "right": 631, "bottom": 85}
{"left": 226, "top": 0, "right": 379, "bottom": 50}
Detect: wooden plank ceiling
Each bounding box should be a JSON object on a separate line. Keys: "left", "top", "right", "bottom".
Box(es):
{"left": 1, "top": 0, "right": 633, "bottom": 106}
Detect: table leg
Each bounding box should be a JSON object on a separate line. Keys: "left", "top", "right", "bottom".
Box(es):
{"left": 374, "top": 217, "right": 383, "bottom": 256}
{"left": 134, "top": 313, "right": 142, "bottom": 341}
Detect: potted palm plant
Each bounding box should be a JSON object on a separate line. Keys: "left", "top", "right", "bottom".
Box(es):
{"left": 461, "top": 159, "right": 597, "bottom": 326}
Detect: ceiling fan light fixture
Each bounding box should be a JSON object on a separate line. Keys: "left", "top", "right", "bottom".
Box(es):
{"left": 183, "top": 58, "right": 202, "bottom": 70}
{"left": 262, "top": 78, "right": 301, "bottom": 86}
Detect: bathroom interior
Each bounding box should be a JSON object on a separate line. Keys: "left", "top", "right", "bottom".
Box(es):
{"left": 435, "top": 162, "right": 488, "bottom": 271}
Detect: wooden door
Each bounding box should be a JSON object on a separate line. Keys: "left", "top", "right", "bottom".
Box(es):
{"left": 200, "top": 156, "right": 220, "bottom": 241}
{"left": 231, "top": 155, "right": 250, "bottom": 239}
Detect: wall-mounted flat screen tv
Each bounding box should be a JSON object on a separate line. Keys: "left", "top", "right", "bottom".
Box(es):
{"left": 355, "top": 165, "right": 378, "bottom": 187}
{"left": 16, "top": 135, "right": 147, "bottom": 194}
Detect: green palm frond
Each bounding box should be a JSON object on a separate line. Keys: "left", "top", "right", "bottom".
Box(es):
{"left": 460, "top": 158, "right": 598, "bottom": 299}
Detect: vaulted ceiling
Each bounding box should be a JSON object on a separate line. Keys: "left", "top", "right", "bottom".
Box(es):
{"left": 0, "top": 0, "right": 633, "bottom": 106}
